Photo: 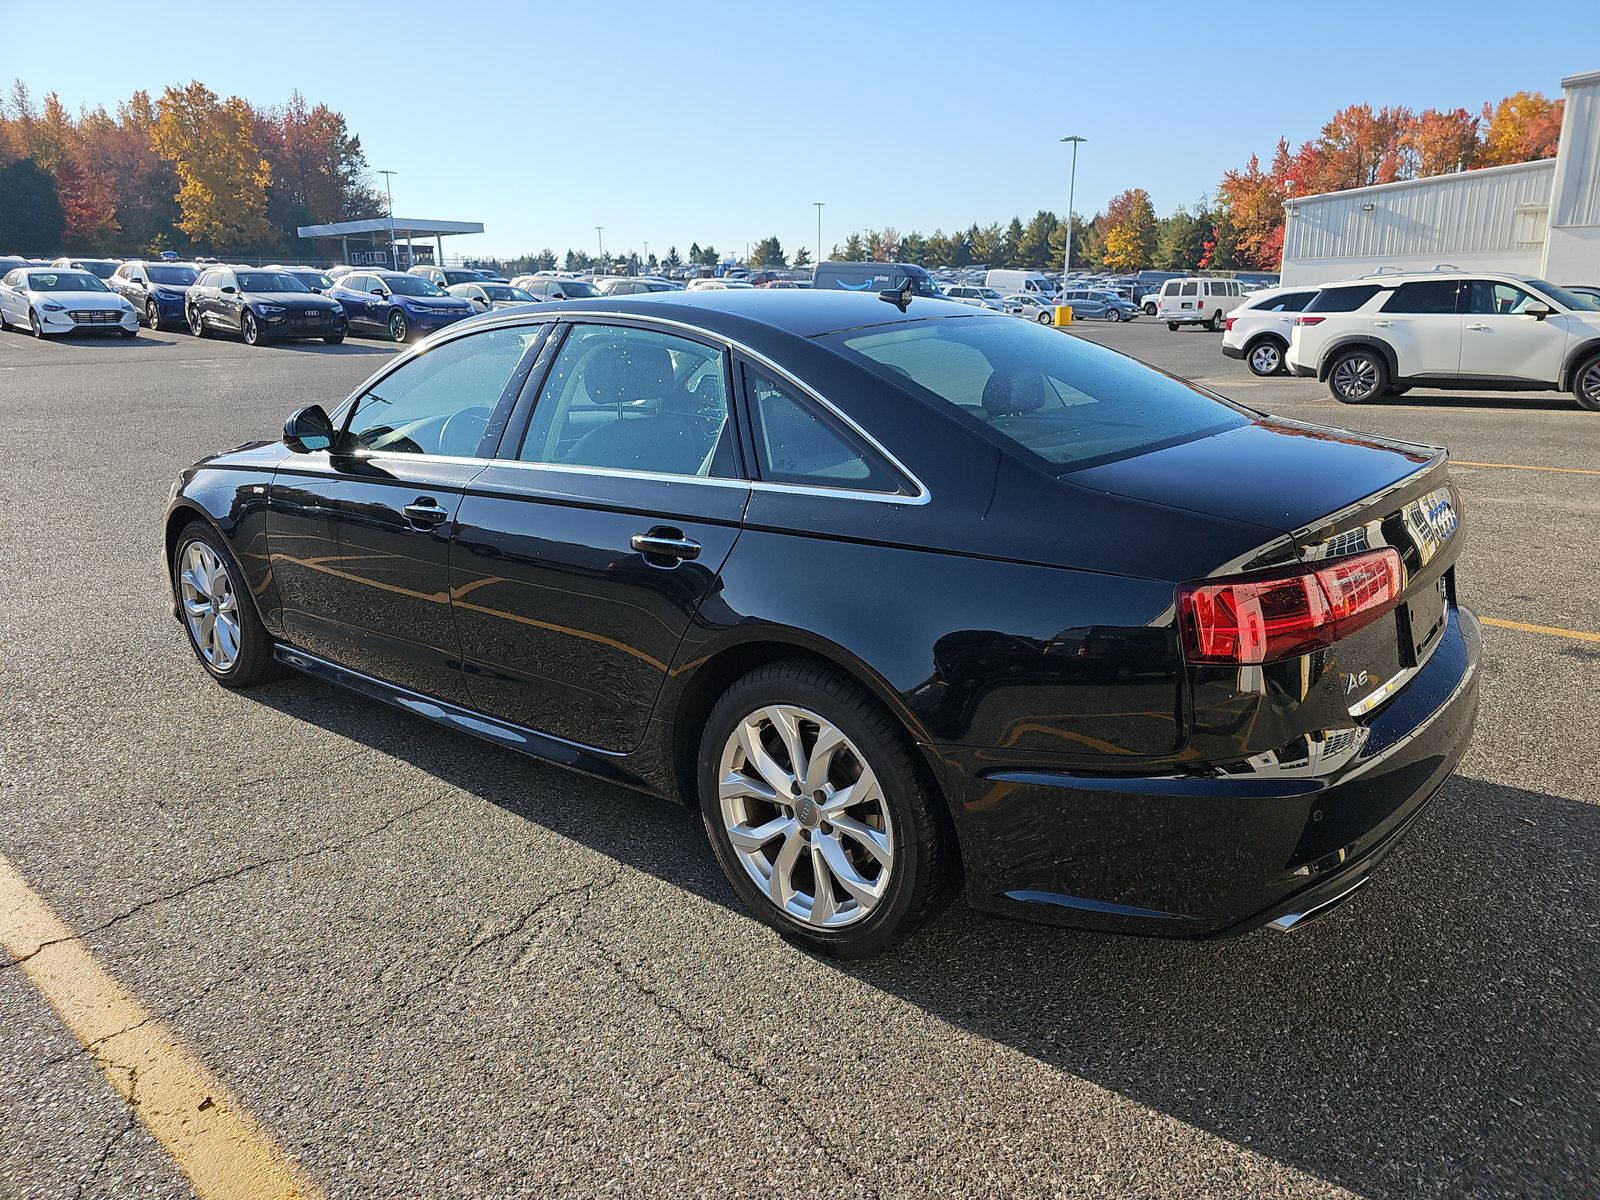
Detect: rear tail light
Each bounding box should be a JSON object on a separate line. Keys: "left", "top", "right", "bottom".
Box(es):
{"left": 1224, "top": 317, "right": 1236, "bottom": 331}
{"left": 1177, "top": 548, "right": 1404, "bottom": 665}
{"left": 1294, "top": 315, "right": 1326, "bottom": 326}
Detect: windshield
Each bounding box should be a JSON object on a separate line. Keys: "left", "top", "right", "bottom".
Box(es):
{"left": 977, "top": 288, "right": 1003, "bottom": 301}
{"left": 289, "top": 270, "right": 333, "bottom": 289}
{"left": 148, "top": 265, "right": 198, "bottom": 286}
{"left": 558, "top": 279, "right": 599, "bottom": 298}
{"left": 1525, "top": 278, "right": 1599, "bottom": 312}
{"left": 237, "top": 272, "right": 311, "bottom": 293}
{"left": 27, "top": 271, "right": 107, "bottom": 292}
{"left": 484, "top": 285, "right": 532, "bottom": 301}
{"left": 74, "top": 261, "right": 118, "bottom": 279}
{"left": 827, "top": 315, "right": 1247, "bottom": 470}
{"left": 386, "top": 275, "right": 446, "bottom": 297}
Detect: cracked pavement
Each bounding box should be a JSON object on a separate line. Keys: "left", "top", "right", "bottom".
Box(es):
{"left": 0, "top": 327, "right": 1595, "bottom": 1197}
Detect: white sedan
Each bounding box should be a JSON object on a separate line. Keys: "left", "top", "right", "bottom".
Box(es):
{"left": 1002, "top": 293, "right": 1058, "bottom": 324}
{"left": 446, "top": 282, "right": 540, "bottom": 312}
{"left": 0, "top": 267, "right": 139, "bottom": 338}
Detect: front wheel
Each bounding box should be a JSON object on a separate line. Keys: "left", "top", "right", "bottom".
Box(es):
{"left": 1106, "top": 308, "right": 1123, "bottom": 322}
{"left": 1143, "top": 302, "right": 1157, "bottom": 316}
{"left": 1246, "top": 338, "right": 1285, "bottom": 377}
{"left": 699, "top": 661, "right": 954, "bottom": 958}
{"left": 323, "top": 332, "right": 346, "bottom": 345}
{"left": 146, "top": 301, "right": 162, "bottom": 332}
{"left": 173, "top": 522, "right": 284, "bottom": 688}
{"left": 1573, "top": 355, "right": 1600, "bottom": 411}
{"left": 30, "top": 309, "right": 46, "bottom": 338}
{"left": 240, "top": 310, "right": 261, "bottom": 346}
{"left": 1327, "top": 348, "right": 1388, "bottom": 403}
{"left": 387, "top": 309, "right": 410, "bottom": 342}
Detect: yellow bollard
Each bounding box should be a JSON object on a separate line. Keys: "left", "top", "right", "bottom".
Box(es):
{"left": 1054, "top": 304, "right": 1072, "bottom": 326}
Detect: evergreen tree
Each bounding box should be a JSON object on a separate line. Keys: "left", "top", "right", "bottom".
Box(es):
{"left": 791, "top": 245, "right": 811, "bottom": 268}
{"left": 1002, "top": 216, "right": 1025, "bottom": 267}
{"left": 0, "top": 158, "right": 65, "bottom": 250}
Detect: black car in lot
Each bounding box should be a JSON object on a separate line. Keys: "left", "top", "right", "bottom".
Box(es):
{"left": 163, "top": 291, "right": 1479, "bottom": 956}
{"left": 185, "top": 266, "right": 347, "bottom": 345}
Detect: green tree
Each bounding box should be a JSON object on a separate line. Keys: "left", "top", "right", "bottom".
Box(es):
{"left": 969, "top": 221, "right": 1004, "bottom": 265}
{"left": 898, "top": 231, "right": 924, "bottom": 264}
{"left": 1015, "top": 211, "right": 1058, "bottom": 269}
{"left": 1001, "top": 216, "right": 1024, "bottom": 267}
{"left": 664, "top": 245, "right": 681, "bottom": 268}
{"left": 791, "top": 244, "right": 811, "bottom": 268}
{"left": 0, "top": 157, "right": 64, "bottom": 250}
{"left": 1155, "top": 207, "right": 1207, "bottom": 270}
{"left": 841, "top": 232, "right": 866, "bottom": 261}
{"left": 750, "top": 235, "right": 786, "bottom": 267}
{"left": 695, "top": 243, "right": 718, "bottom": 266}
{"left": 564, "top": 248, "right": 591, "bottom": 271}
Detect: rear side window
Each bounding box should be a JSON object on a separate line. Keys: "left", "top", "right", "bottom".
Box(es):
{"left": 828, "top": 316, "right": 1246, "bottom": 471}
{"left": 1180, "top": 282, "right": 1197, "bottom": 296}
{"left": 744, "top": 367, "right": 902, "bottom": 492}
{"left": 1384, "top": 280, "right": 1461, "bottom": 313}
{"left": 1305, "top": 285, "right": 1380, "bottom": 313}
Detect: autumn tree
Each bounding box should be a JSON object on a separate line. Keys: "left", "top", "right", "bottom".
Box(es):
{"left": 253, "top": 91, "right": 382, "bottom": 248}
{"left": 1406, "top": 107, "right": 1479, "bottom": 175}
{"left": 153, "top": 81, "right": 273, "bottom": 248}
{"left": 870, "top": 227, "right": 900, "bottom": 261}
{"left": 1317, "top": 103, "right": 1413, "bottom": 189}
{"left": 1099, "top": 188, "right": 1157, "bottom": 269}
{"left": 1217, "top": 153, "right": 1284, "bottom": 269}
{"left": 1479, "top": 91, "right": 1563, "bottom": 166}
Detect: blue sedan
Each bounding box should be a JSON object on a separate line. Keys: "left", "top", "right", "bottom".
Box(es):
{"left": 326, "top": 269, "right": 475, "bottom": 342}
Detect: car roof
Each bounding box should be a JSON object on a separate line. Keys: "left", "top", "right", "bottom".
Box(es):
{"left": 520, "top": 289, "right": 990, "bottom": 340}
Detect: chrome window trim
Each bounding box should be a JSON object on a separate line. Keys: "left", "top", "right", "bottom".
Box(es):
{"left": 480, "top": 458, "right": 752, "bottom": 491}
{"left": 325, "top": 308, "right": 932, "bottom": 506}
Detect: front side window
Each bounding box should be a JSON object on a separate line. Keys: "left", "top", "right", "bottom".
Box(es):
{"left": 1385, "top": 280, "right": 1461, "bottom": 314}
{"left": 745, "top": 367, "right": 901, "bottom": 493}
{"left": 827, "top": 315, "right": 1246, "bottom": 472}
{"left": 1467, "top": 280, "right": 1537, "bottom": 315}
{"left": 519, "top": 324, "right": 735, "bottom": 478}
{"left": 344, "top": 324, "right": 540, "bottom": 457}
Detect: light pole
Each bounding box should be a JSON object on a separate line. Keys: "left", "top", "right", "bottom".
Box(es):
{"left": 814, "top": 201, "right": 825, "bottom": 266}
{"left": 595, "top": 226, "right": 604, "bottom": 261}
{"left": 1059, "top": 136, "right": 1085, "bottom": 294}
{"left": 378, "top": 169, "right": 398, "bottom": 269}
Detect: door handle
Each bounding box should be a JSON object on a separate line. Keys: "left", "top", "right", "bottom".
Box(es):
{"left": 631, "top": 528, "right": 701, "bottom": 562}
{"left": 1372, "top": 320, "right": 1392, "bottom": 327}
{"left": 402, "top": 498, "right": 450, "bottom": 528}
{"left": 1466, "top": 323, "right": 1490, "bottom": 331}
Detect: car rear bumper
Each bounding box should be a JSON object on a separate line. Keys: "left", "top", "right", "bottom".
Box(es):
{"left": 1222, "top": 342, "right": 1245, "bottom": 359}
{"left": 1290, "top": 361, "right": 1316, "bottom": 377}
{"left": 925, "top": 605, "right": 1481, "bottom": 938}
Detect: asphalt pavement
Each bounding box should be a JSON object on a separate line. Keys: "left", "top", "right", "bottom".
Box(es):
{"left": 0, "top": 315, "right": 1594, "bottom": 1198}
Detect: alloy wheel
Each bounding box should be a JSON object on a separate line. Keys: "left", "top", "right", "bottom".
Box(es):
{"left": 1579, "top": 361, "right": 1600, "bottom": 411}
{"left": 1249, "top": 343, "right": 1282, "bottom": 375}
{"left": 1331, "top": 354, "right": 1380, "bottom": 401}
{"left": 188, "top": 308, "right": 203, "bottom": 336}
{"left": 178, "top": 540, "right": 241, "bottom": 672}
{"left": 242, "top": 311, "right": 258, "bottom": 345}
{"left": 147, "top": 301, "right": 161, "bottom": 332}
{"left": 717, "top": 705, "right": 894, "bottom": 930}
{"left": 389, "top": 310, "right": 408, "bottom": 342}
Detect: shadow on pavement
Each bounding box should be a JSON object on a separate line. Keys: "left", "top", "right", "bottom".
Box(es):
{"left": 247, "top": 674, "right": 1596, "bottom": 1198}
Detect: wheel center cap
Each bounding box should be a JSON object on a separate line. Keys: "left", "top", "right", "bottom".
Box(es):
{"left": 795, "top": 796, "right": 820, "bottom": 828}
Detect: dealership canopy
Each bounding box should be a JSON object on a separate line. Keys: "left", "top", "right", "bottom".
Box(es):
{"left": 297, "top": 217, "right": 485, "bottom": 269}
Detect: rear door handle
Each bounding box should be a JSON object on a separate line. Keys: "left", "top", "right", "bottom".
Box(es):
{"left": 1466, "top": 323, "right": 1490, "bottom": 331}
{"left": 1373, "top": 320, "right": 1393, "bottom": 327}
{"left": 403, "top": 498, "right": 450, "bottom": 528}
{"left": 631, "top": 528, "right": 701, "bottom": 562}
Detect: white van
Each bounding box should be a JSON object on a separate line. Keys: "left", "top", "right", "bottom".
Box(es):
{"left": 985, "top": 269, "right": 1058, "bottom": 301}
{"left": 1158, "top": 277, "right": 1249, "bottom": 331}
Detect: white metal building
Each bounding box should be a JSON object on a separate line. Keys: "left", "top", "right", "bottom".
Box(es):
{"left": 1280, "top": 69, "right": 1600, "bottom": 287}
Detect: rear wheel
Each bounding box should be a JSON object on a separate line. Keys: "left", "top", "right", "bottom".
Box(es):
{"left": 1327, "top": 347, "right": 1388, "bottom": 403}
{"left": 699, "top": 661, "right": 954, "bottom": 958}
{"left": 1246, "top": 338, "right": 1286, "bottom": 377}
{"left": 1167, "top": 321, "right": 1179, "bottom": 331}
{"left": 1574, "top": 355, "right": 1600, "bottom": 411}
{"left": 1206, "top": 309, "right": 1224, "bottom": 332}
{"left": 173, "top": 522, "right": 284, "bottom": 688}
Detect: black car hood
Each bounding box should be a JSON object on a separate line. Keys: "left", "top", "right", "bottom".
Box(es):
{"left": 249, "top": 292, "right": 342, "bottom": 307}
{"left": 1064, "top": 416, "right": 1441, "bottom": 535}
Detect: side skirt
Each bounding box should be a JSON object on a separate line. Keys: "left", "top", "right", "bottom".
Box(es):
{"left": 273, "top": 645, "right": 656, "bottom": 794}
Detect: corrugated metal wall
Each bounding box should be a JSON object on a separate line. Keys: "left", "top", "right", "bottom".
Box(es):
{"left": 1553, "top": 80, "right": 1600, "bottom": 227}
{"left": 1283, "top": 162, "right": 1555, "bottom": 262}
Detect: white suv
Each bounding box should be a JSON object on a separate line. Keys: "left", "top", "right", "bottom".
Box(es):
{"left": 1221, "top": 286, "right": 1320, "bottom": 375}
{"left": 1157, "top": 277, "right": 1249, "bottom": 331}
{"left": 1286, "top": 270, "right": 1600, "bottom": 411}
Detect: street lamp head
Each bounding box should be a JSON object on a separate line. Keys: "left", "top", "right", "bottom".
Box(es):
{"left": 1060, "top": 135, "right": 1086, "bottom": 144}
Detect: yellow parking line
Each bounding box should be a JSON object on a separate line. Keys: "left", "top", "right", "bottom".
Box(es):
{"left": 0, "top": 855, "right": 324, "bottom": 1200}
{"left": 1453, "top": 460, "right": 1600, "bottom": 477}
{"left": 1481, "top": 616, "right": 1600, "bottom": 644}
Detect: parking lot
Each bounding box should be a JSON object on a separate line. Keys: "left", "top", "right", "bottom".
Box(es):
{"left": 1, "top": 317, "right": 1595, "bottom": 1198}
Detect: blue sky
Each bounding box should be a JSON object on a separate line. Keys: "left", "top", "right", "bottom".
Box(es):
{"left": 0, "top": 1, "right": 1592, "bottom": 262}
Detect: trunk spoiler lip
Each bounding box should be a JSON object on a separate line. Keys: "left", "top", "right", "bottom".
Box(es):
{"left": 1286, "top": 444, "right": 1452, "bottom": 557}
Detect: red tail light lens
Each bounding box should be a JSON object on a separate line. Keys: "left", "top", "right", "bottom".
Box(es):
{"left": 1177, "top": 548, "right": 1404, "bottom": 665}
{"left": 1224, "top": 316, "right": 1236, "bottom": 331}
{"left": 1294, "top": 315, "right": 1326, "bottom": 326}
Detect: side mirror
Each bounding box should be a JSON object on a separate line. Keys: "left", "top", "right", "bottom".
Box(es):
{"left": 284, "top": 405, "right": 336, "bottom": 453}
{"left": 1524, "top": 301, "right": 1553, "bottom": 320}
{"left": 370, "top": 287, "right": 386, "bottom": 296}
{"left": 221, "top": 286, "right": 237, "bottom": 295}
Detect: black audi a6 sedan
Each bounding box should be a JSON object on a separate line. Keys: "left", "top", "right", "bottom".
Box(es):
{"left": 164, "top": 290, "right": 1479, "bottom": 956}
{"left": 185, "top": 265, "right": 347, "bottom": 345}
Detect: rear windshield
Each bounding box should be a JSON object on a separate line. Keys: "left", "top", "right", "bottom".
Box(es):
{"left": 826, "top": 315, "right": 1246, "bottom": 471}
{"left": 556, "top": 279, "right": 599, "bottom": 298}
{"left": 1304, "top": 284, "right": 1380, "bottom": 312}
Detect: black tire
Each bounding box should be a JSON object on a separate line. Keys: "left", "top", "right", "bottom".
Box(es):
{"left": 146, "top": 301, "right": 161, "bottom": 332}
{"left": 387, "top": 309, "right": 410, "bottom": 342}
{"left": 1167, "top": 321, "right": 1179, "bottom": 331}
{"left": 1106, "top": 308, "right": 1123, "bottom": 322}
{"left": 1573, "top": 354, "right": 1600, "bottom": 411}
{"left": 698, "top": 660, "right": 955, "bottom": 958}
{"left": 1206, "top": 309, "right": 1224, "bottom": 332}
{"left": 1143, "top": 302, "right": 1157, "bottom": 316}
{"left": 323, "top": 332, "right": 346, "bottom": 344}
{"left": 1035, "top": 309, "right": 1053, "bottom": 325}
{"left": 1326, "top": 347, "right": 1389, "bottom": 403}
{"left": 172, "top": 520, "right": 285, "bottom": 688}
{"left": 1245, "top": 337, "right": 1286, "bottom": 377}
{"left": 120, "top": 328, "right": 136, "bottom": 339}
{"left": 188, "top": 306, "right": 209, "bottom": 338}
{"left": 241, "top": 309, "right": 262, "bottom": 346}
